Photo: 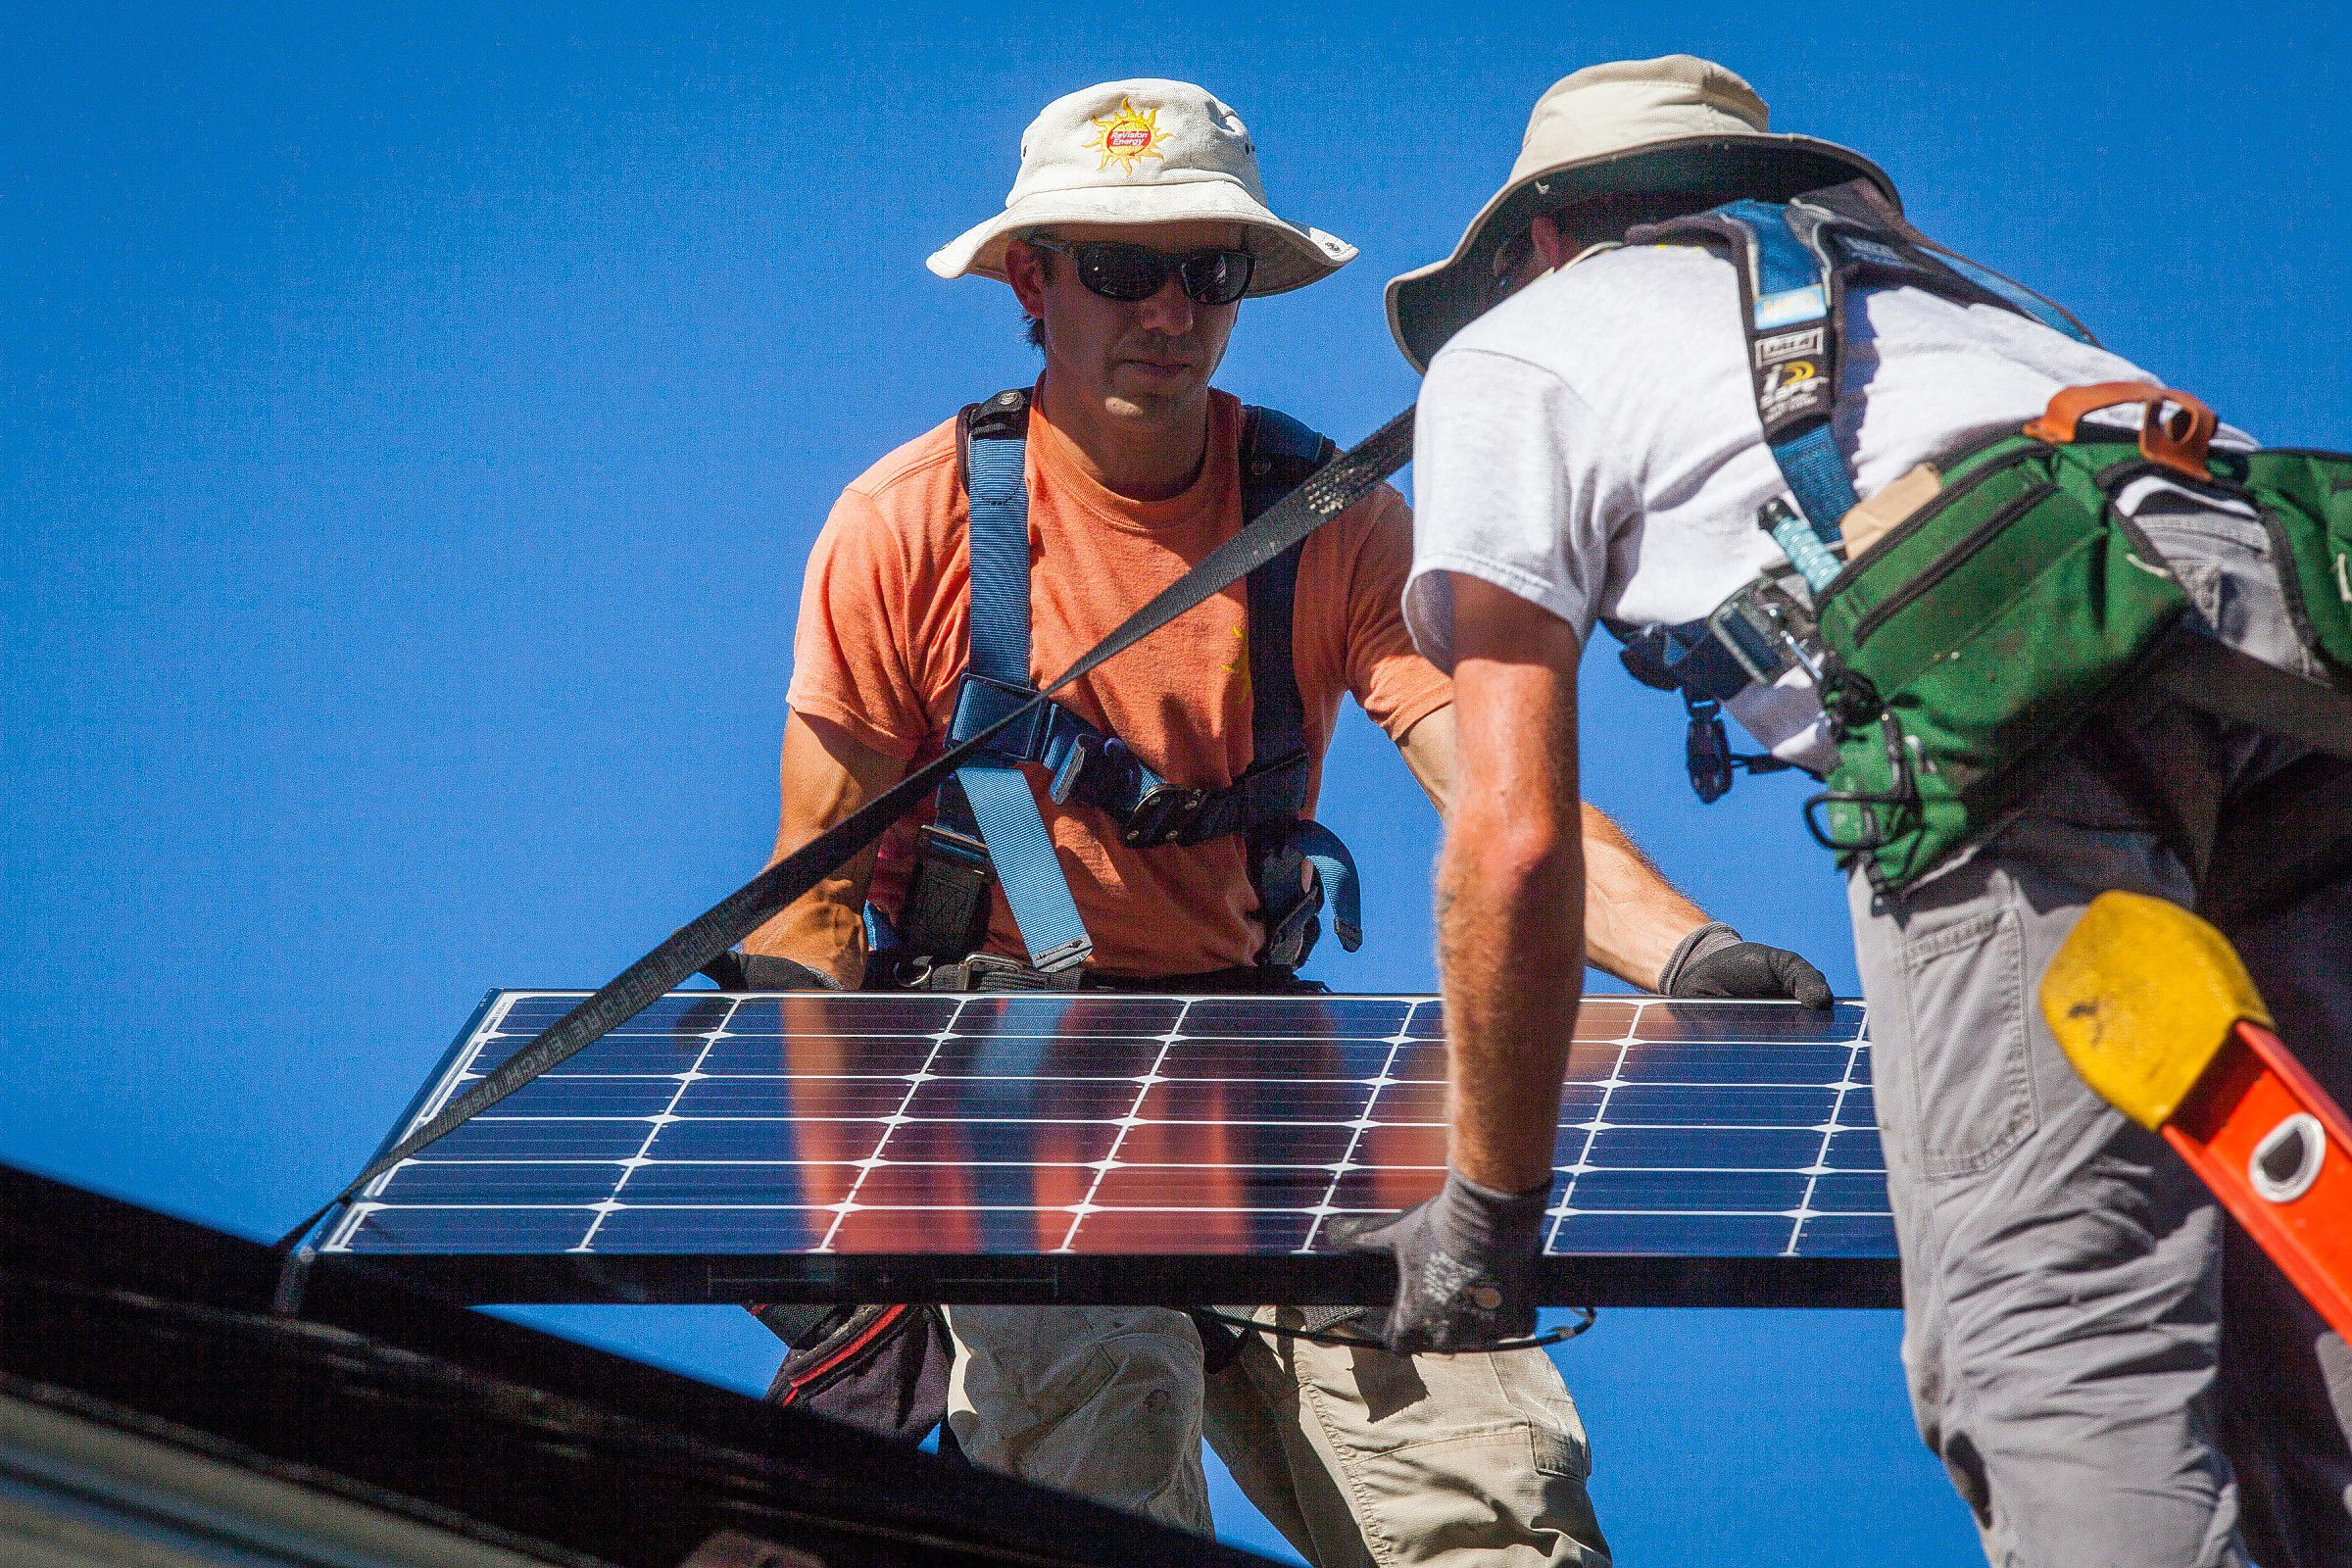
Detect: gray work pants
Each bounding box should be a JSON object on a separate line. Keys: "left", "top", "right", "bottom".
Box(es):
{"left": 942, "top": 1303, "right": 1609, "bottom": 1567}
{"left": 1850, "top": 495, "right": 2352, "bottom": 1568}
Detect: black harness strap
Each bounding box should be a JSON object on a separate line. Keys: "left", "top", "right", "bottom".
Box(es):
{"left": 274, "top": 405, "right": 1417, "bottom": 1256}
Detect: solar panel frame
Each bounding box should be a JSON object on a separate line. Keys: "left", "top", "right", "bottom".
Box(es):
{"left": 316, "top": 990, "right": 1899, "bottom": 1309}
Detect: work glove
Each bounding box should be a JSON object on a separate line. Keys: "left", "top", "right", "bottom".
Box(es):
{"left": 699, "top": 950, "right": 845, "bottom": 991}
{"left": 1660, "top": 922, "right": 1833, "bottom": 1008}
{"left": 1326, "top": 1167, "right": 1548, "bottom": 1354}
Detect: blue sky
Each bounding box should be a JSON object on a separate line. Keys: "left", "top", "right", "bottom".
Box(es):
{"left": 5, "top": 5, "right": 2345, "bottom": 1562}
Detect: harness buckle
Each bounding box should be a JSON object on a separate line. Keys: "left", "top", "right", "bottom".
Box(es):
{"left": 946, "top": 951, "right": 1083, "bottom": 991}
{"left": 1259, "top": 907, "right": 1319, "bottom": 973}
{"left": 1048, "top": 729, "right": 1151, "bottom": 810}
{"left": 896, "top": 822, "right": 999, "bottom": 962}
{"left": 951, "top": 673, "right": 1051, "bottom": 763}
{"left": 1046, "top": 729, "right": 1101, "bottom": 805}
{"left": 1706, "top": 572, "right": 1827, "bottom": 686}
{"left": 1254, "top": 848, "right": 1321, "bottom": 972}
{"left": 916, "top": 819, "right": 989, "bottom": 863}
{"left": 1686, "top": 698, "right": 1738, "bottom": 805}
{"left": 1121, "top": 782, "right": 1211, "bottom": 848}
{"left": 886, "top": 950, "right": 1082, "bottom": 992}
{"left": 1619, "top": 619, "right": 1752, "bottom": 703}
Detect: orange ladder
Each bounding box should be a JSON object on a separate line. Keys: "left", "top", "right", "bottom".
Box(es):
{"left": 2041, "top": 891, "right": 2352, "bottom": 1339}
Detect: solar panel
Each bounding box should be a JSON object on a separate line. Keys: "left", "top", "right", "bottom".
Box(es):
{"left": 318, "top": 991, "right": 1897, "bottom": 1308}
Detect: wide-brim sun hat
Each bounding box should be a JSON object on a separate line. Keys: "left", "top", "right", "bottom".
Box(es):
{"left": 1387, "top": 55, "right": 1897, "bottom": 370}
{"left": 928, "top": 77, "right": 1356, "bottom": 298}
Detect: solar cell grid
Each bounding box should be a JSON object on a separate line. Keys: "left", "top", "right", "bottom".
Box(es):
{"left": 324, "top": 990, "right": 1896, "bottom": 1307}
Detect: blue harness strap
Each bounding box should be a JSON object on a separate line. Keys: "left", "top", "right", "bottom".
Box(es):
{"left": 1672, "top": 198, "right": 1862, "bottom": 580}
{"left": 1791, "top": 179, "right": 2097, "bottom": 349}
{"left": 930, "top": 391, "right": 1360, "bottom": 972}
{"left": 1647, "top": 188, "right": 2105, "bottom": 596}
{"left": 947, "top": 391, "right": 1092, "bottom": 972}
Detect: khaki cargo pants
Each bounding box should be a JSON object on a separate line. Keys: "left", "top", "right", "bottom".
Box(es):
{"left": 942, "top": 1303, "right": 1608, "bottom": 1567}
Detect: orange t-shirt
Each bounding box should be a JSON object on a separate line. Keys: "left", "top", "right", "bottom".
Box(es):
{"left": 786, "top": 388, "right": 1451, "bottom": 977}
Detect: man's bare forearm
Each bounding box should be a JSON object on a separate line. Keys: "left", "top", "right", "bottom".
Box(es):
{"left": 742, "top": 853, "right": 876, "bottom": 987}
{"left": 1440, "top": 768, "right": 1585, "bottom": 1193}
{"left": 1438, "top": 577, "right": 1589, "bottom": 1195}
{"left": 1399, "top": 703, "right": 1715, "bottom": 991}
{"left": 1580, "top": 803, "right": 1708, "bottom": 990}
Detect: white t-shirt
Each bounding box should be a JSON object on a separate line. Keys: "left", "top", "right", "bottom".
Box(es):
{"left": 1402, "top": 243, "right": 2231, "bottom": 769}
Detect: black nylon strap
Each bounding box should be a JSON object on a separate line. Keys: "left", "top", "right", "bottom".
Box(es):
{"left": 2153, "top": 639, "right": 2352, "bottom": 760}
{"left": 275, "top": 404, "right": 1417, "bottom": 1253}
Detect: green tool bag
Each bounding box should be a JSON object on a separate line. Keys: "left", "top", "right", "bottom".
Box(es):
{"left": 1807, "top": 432, "right": 2195, "bottom": 890}
{"left": 1809, "top": 388, "right": 2352, "bottom": 893}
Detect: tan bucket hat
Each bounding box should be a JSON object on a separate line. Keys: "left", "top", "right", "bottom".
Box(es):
{"left": 928, "top": 78, "right": 1356, "bottom": 297}
{"left": 1387, "top": 55, "right": 1896, "bottom": 369}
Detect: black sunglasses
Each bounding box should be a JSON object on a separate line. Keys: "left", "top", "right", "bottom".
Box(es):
{"left": 1024, "top": 236, "right": 1255, "bottom": 306}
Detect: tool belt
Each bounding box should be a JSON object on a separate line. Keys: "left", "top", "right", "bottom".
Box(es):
{"left": 756, "top": 1299, "right": 1358, "bottom": 1445}
{"left": 1808, "top": 385, "right": 2352, "bottom": 892}
{"left": 754, "top": 1302, "right": 956, "bottom": 1443}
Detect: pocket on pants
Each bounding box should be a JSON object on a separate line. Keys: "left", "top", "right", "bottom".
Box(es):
{"left": 1298, "top": 1347, "right": 1606, "bottom": 1567}
{"left": 1899, "top": 906, "right": 2039, "bottom": 1180}
{"left": 1488, "top": 1348, "right": 1592, "bottom": 1479}
{"left": 1321, "top": 1341, "right": 1591, "bottom": 1479}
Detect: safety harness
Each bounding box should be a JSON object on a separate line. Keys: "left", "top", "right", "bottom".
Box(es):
{"left": 881, "top": 387, "right": 1362, "bottom": 988}
{"left": 1612, "top": 180, "right": 2099, "bottom": 789}
{"left": 1609, "top": 179, "right": 2352, "bottom": 891}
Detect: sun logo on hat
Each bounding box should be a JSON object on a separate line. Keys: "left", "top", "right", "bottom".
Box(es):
{"left": 1088, "top": 98, "right": 1167, "bottom": 174}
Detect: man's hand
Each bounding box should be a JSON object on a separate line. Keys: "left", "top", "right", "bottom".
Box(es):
{"left": 1660, "top": 922, "right": 1833, "bottom": 1007}
{"left": 1329, "top": 1168, "right": 1548, "bottom": 1353}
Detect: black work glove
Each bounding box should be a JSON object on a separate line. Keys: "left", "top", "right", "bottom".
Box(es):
{"left": 1660, "top": 922, "right": 1833, "bottom": 1008}
{"left": 699, "top": 950, "right": 845, "bottom": 991}
{"left": 1327, "top": 1168, "right": 1548, "bottom": 1353}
